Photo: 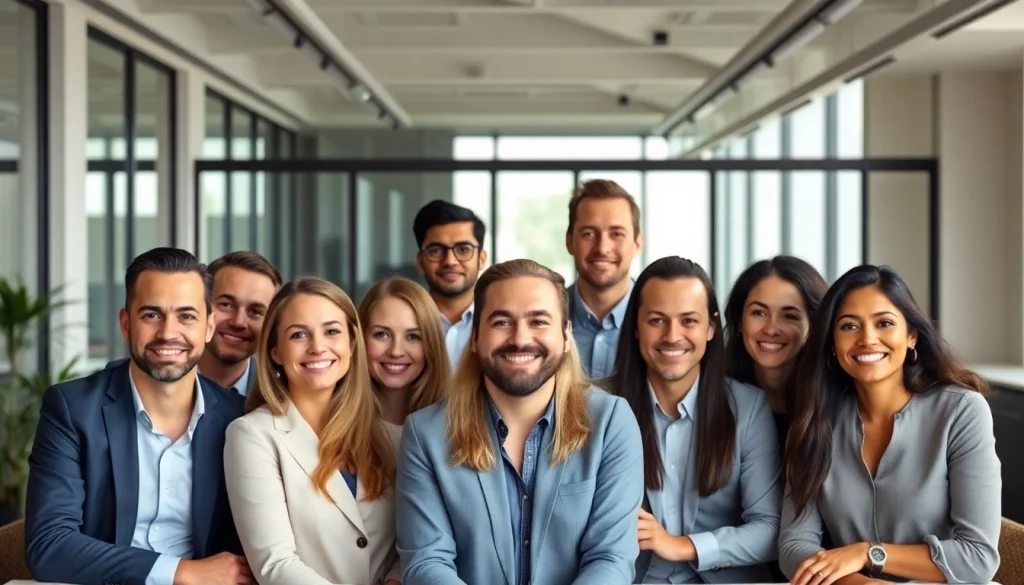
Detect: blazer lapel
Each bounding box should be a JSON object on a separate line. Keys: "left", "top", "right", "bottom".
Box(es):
{"left": 191, "top": 380, "right": 222, "bottom": 556}
{"left": 529, "top": 426, "right": 566, "bottom": 574}
{"left": 279, "top": 405, "right": 366, "bottom": 536}
{"left": 477, "top": 449, "right": 515, "bottom": 585}
{"left": 102, "top": 363, "right": 139, "bottom": 546}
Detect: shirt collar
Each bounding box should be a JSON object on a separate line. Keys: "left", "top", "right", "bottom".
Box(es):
{"left": 129, "top": 368, "right": 206, "bottom": 440}
{"left": 486, "top": 394, "right": 555, "bottom": 442}
{"left": 572, "top": 280, "right": 634, "bottom": 329}
{"left": 441, "top": 302, "right": 475, "bottom": 327}
{"left": 647, "top": 374, "right": 700, "bottom": 421}
{"left": 230, "top": 358, "right": 252, "bottom": 395}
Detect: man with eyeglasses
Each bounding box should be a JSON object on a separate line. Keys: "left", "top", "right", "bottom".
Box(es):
{"left": 413, "top": 199, "right": 488, "bottom": 368}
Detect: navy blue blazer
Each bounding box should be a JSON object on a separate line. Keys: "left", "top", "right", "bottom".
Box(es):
{"left": 24, "top": 360, "right": 245, "bottom": 585}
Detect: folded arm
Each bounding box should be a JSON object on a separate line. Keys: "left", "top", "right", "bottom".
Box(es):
{"left": 778, "top": 489, "right": 827, "bottom": 579}
{"left": 394, "top": 416, "right": 468, "bottom": 585}
{"left": 572, "top": 398, "right": 645, "bottom": 585}
{"left": 223, "top": 419, "right": 340, "bottom": 585}
{"left": 24, "top": 386, "right": 167, "bottom": 585}
{"left": 689, "top": 390, "right": 782, "bottom": 572}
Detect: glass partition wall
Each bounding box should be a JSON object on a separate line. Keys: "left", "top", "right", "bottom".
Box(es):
{"left": 194, "top": 158, "right": 939, "bottom": 321}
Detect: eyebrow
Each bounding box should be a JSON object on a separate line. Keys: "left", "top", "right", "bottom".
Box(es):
{"left": 748, "top": 300, "right": 804, "bottom": 313}
{"left": 286, "top": 320, "right": 343, "bottom": 331}
{"left": 218, "top": 293, "right": 267, "bottom": 309}
{"left": 426, "top": 240, "right": 475, "bottom": 247}
{"left": 488, "top": 309, "right": 554, "bottom": 320}
{"left": 579, "top": 223, "right": 629, "bottom": 232}
{"left": 137, "top": 305, "right": 198, "bottom": 315}
{"left": 837, "top": 311, "right": 897, "bottom": 320}
{"left": 645, "top": 309, "right": 701, "bottom": 317}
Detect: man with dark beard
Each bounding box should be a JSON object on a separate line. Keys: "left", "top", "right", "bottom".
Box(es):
{"left": 565, "top": 179, "right": 642, "bottom": 379}
{"left": 199, "top": 251, "right": 281, "bottom": 395}
{"left": 25, "top": 248, "right": 251, "bottom": 585}
{"left": 396, "top": 259, "right": 644, "bottom": 585}
{"left": 412, "top": 199, "right": 487, "bottom": 368}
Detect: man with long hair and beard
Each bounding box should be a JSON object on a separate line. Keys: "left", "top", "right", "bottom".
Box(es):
{"left": 25, "top": 248, "right": 250, "bottom": 585}
{"left": 395, "top": 259, "right": 644, "bottom": 585}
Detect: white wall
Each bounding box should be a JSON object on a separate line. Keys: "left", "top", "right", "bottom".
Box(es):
{"left": 864, "top": 70, "right": 1024, "bottom": 364}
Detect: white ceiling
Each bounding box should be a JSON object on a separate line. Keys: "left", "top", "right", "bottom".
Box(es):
{"left": 131, "top": 0, "right": 916, "bottom": 131}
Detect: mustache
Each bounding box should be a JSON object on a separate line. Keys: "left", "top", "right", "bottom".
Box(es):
{"left": 494, "top": 343, "right": 548, "bottom": 357}
{"left": 585, "top": 253, "right": 619, "bottom": 263}
{"left": 145, "top": 341, "right": 192, "bottom": 351}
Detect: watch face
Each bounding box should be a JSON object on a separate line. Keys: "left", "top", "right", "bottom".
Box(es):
{"left": 869, "top": 547, "right": 887, "bottom": 564}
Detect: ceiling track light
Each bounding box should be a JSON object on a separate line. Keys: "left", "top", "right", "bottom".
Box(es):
{"left": 246, "top": 0, "right": 404, "bottom": 130}
{"left": 657, "top": 0, "right": 864, "bottom": 137}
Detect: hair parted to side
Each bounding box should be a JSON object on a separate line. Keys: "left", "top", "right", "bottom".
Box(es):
{"left": 412, "top": 199, "right": 487, "bottom": 249}
{"left": 446, "top": 259, "right": 591, "bottom": 471}
{"left": 208, "top": 250, "right": 283, "bottom": 287}
{"left": 248, "top": 276, "right": 396, "bottom": 501}
{"left": 566, "top": 179, "right": 642, "bottom": 237}
{"left": 358, "top": 277, "right": 450, "bottom": 413}
{"left": 785, "top": 264, "right": 988, "bottom": 518}
{"left": 125, "top": 247, "right": 214, "bottom": 312}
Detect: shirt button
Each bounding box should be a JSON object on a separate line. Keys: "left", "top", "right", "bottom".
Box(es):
{"left": 670, "top": 464, "right": 677, "bottom": 471}
{"left": 356, "top": 537, "right": 368, "bottom": 549}
{"left": 524, "top": 539, "right": 530, "bottom": 547}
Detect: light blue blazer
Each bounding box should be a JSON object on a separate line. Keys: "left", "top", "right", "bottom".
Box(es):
{"left": 395, "top": 387, "right": 645, "bottom": 585}
{"left": 634, "top": 379, "right": 783, "bottom": 584}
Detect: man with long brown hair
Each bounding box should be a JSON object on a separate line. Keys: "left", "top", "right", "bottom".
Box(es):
{"left": 395, "top": 259, "right": 644, "bottom": 585}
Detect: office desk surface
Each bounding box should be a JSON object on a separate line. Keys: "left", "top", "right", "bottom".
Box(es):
{"left": 2, "top": 582, "right": 1004, "bottom": 585}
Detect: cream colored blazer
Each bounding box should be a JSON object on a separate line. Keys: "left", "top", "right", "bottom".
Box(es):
{"left": 224, "top": 403, "right": 400, "bottom": 585}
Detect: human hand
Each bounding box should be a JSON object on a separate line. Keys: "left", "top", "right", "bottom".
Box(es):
{"left": 791, "top": 543, "right": 869, "bottom": 585}
{"left": 637, "top": 508, "right": 695, "bottom": 563}
{"left": 175, "top": 552, "right": 254, "bottom": 585}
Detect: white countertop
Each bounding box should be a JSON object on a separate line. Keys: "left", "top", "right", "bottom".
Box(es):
{"left": 976, "top": 363, "right": 1024, "bottom": 391}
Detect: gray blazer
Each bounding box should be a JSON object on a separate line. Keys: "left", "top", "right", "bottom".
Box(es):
{"left": 634, "top": 379, "right": 782, "bottom": 584}
{"left": 395, "top": 387, "right": 645, "bottom": 585}
{"left": 779, "top": 386, "right": 1001, "bottom": 584}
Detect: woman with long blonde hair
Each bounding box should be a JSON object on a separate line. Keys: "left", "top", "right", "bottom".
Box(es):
{"left": 224, "top": 277, "right": 400, "bottom": 585}
{"left": 358, "top": 277, "right": 450, "bottom": 434}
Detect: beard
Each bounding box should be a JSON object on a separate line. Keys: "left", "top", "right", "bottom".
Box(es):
{"left": 130, "top": 340, "right": 203, "bottom": 383}
{"left": 207, "top": 327, "right": 254, "bottom": 365}
{"left": 479, "top": 342, "right": 565, "bottom": 398}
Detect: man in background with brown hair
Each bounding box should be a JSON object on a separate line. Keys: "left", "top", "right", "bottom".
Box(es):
{"left": 565, "top": 179, "right": 643, "bottom": 379}
{"left": 200, "top": 251, "right": 282, "bottom": 395}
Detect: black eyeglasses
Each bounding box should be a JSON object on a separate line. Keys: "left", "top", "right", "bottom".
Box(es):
{"left": 421, "top": 243, "right": 479, "bottom": 262}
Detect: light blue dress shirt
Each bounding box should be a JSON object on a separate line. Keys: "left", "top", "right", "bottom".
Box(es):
{"left": 646, "top": 377, "right": 702, "bottom": 584}
{"left": 569, "top": 282, "right": 633, "bottom": 379}
{"left": 441, "top": 303, "right": 474, "bottom": 369}
{"left": 228, "top": 358, "right": 252, "bottom": 396}
{"left": 129, "top": 372, "right": 205, "bottom": 585}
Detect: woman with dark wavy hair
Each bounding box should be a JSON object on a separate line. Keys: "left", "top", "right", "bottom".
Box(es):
{"left": 779, "top": 265, "right": 1000, "bottom": 585}
{"left": 724, "top": 255, "right": 827, "bottom": 445}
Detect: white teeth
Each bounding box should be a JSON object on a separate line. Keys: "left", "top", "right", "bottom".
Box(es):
{"left": 502, "top": 354, "right": 537, "bottom": 363}
{"left": 854, "top": 353, "right": 886, "bottom": 363}
{"left": 154, "top": 349, "right": 184, "bottom": 356}
{"left": 303, "top": 360, "right": 333, "bottom": 370}
{"left": 758, "top": 342, "right": 784, "bottom": 352}
{"left": 222, "top": 333, "right": 245, "bottom": 342}
{"left": 382, "top": 363, "right": 408, "bottom": 373}
{"left": 659, "top": 349, "right": 685, "bottom": 356}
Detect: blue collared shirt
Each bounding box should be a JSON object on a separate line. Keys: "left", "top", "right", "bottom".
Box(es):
{"left": 228, "top": 358, "right": 252, "bottom": 396}
{"left": 129, "top": 372, "right": 205, "bottom": 585}
{"left": 646, "top": 377, "right": 701, "bottom": 584}
{"left": 488, "top": 397, "right": 554, "bottom": 585}
{"left": 569, "top": 282, "right": 633, "bottom": 379}
{"left": 441, "top": 303, "right": 474, "bottom": 369}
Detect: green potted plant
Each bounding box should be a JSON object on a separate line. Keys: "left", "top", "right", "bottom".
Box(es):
{"left": 0, "top": 277, "right": 79, "bottom": 523}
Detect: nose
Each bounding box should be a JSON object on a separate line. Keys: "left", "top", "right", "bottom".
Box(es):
{"left": 386, "top": 336, "right": 405, "bottom": 357}
{"left": 857, "top": 325, "right": 879, "bottom": 346}
{"left": 664, "top": 320, "right": 685, "bottom": 344}
{"left": 762, "top": 316, "right": 782, "bottom": 336}
{"left": 228, "top": 309, "right": 246, "bottom": 329}
{"left": 595, "top": 233, "right": 613, "bottom": 254}
{"left": 442, "top": 248, "right": 460, "bottom": 266}
{"left": 511, "top": 322, "right": 534, "bottom": 348}
{"left": 155, "top": 318, "right": 179, "bottom": 340}
{"left": 307, "top": 333, "right": 327, "bottom": 354}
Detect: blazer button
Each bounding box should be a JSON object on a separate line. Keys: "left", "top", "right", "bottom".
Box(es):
{"left": 357, "top": 536, "right": 368, "bottom": 548}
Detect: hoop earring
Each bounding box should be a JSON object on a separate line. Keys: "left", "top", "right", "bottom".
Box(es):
{"left": 908, "top": 346, "right": 918, "bottom": 364}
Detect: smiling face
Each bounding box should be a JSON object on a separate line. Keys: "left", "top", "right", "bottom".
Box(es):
{"left": 741, "top": 275, "right": 811, "bottom": 372}
{"left": 270, "top": 293, "right": 353, "bottom": 394}
{"left": 416, "top": 221, "right": 487, "bottom": 299}
{"left": 120, "top": 270, "right": 214, "bottom": 383}
{"left": 207, "top": 266, "right": 277, "bottom": 365}
{"left": 364, "top": 295, "right": 426, "bottom": 391}
{"left": 566, "top": 197, "right": 641, "bottom": 291}
{"left": 473, "top": 276, "right": 568, "bottom": 398}
{"left": 833, "top": 284, "right": 917, "bottom": 387}
{"left": 636, "top": 277, "right": 715, "bottom": 388}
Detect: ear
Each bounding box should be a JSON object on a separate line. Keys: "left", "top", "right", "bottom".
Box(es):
{"left": 634, "top": 230, "right": 644, "bottom": 252}
{"left": 707, "top": 313, "right": 717, "bottom": 342}
{"left": 478, "top": 248, "right": 488, "bottom": 268}
{"left": 415, "top": 252, "right": 426, "bottom": 276}
{"left": 270, "top": 346, "right": 281, "bottom": 366}
{"left": 564, "top": 319, "right": 573, "bottom": 343}
{"left": 908, "top": 329, "right": 919, "bottom": 350}
{"left": 118, "top": 308, "right": 130, "bottom": 341}
{"left": 565, "top": 230, "right": 574, "bottom": 257}
{"left": 205, "top": 312, "right": 216, "bottom": 344}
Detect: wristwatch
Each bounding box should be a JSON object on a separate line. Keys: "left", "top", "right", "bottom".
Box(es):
{"left": 867, "top": 543, "right": 887, "bottom": 577}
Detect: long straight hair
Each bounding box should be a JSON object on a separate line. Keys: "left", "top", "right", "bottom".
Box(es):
{"left": 607, "top": 256, "right": 736, "bottom": 496}
{"left": 248, "top": 277, "right": 396, "bottom": 501}
{"left": 358, "top": 277, "right": 450, "bottom": 414}
{"left": 786, "top": 265, "right": 987, "bottom": 517}
{"left": 447, "top": 259, "right": 591, "bottom": 471}
{"left": 724, "top": 255, "right": 827, "bottom": 411}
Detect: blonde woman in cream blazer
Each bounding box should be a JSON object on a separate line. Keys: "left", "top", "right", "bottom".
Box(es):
{"left": 225, "top": 277, "right": 401, "bottom": 585}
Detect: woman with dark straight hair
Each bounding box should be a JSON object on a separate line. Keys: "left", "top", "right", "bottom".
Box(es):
{"left": 606, "top": 256, "right": 781, "bottom": 584}
{"left": 724, "top": 255, "right": 827, "bottom": 444}
{"left": 779, "top": 265, "right": 1000, "bottom": 585}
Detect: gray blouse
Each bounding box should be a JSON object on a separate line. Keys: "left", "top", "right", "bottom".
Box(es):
{"left": 778, "top": 386, "right": 1001, "bottom": 584}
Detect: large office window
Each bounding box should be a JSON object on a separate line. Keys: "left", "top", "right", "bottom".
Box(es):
{"left": 0, "top": 0, "right": 47, "bottom": 371}
{"left": 85, "top": 30, "right": 176, "bottom": 366}
{"left": 200, "top": 91, "right": 297, "bottom": 276}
